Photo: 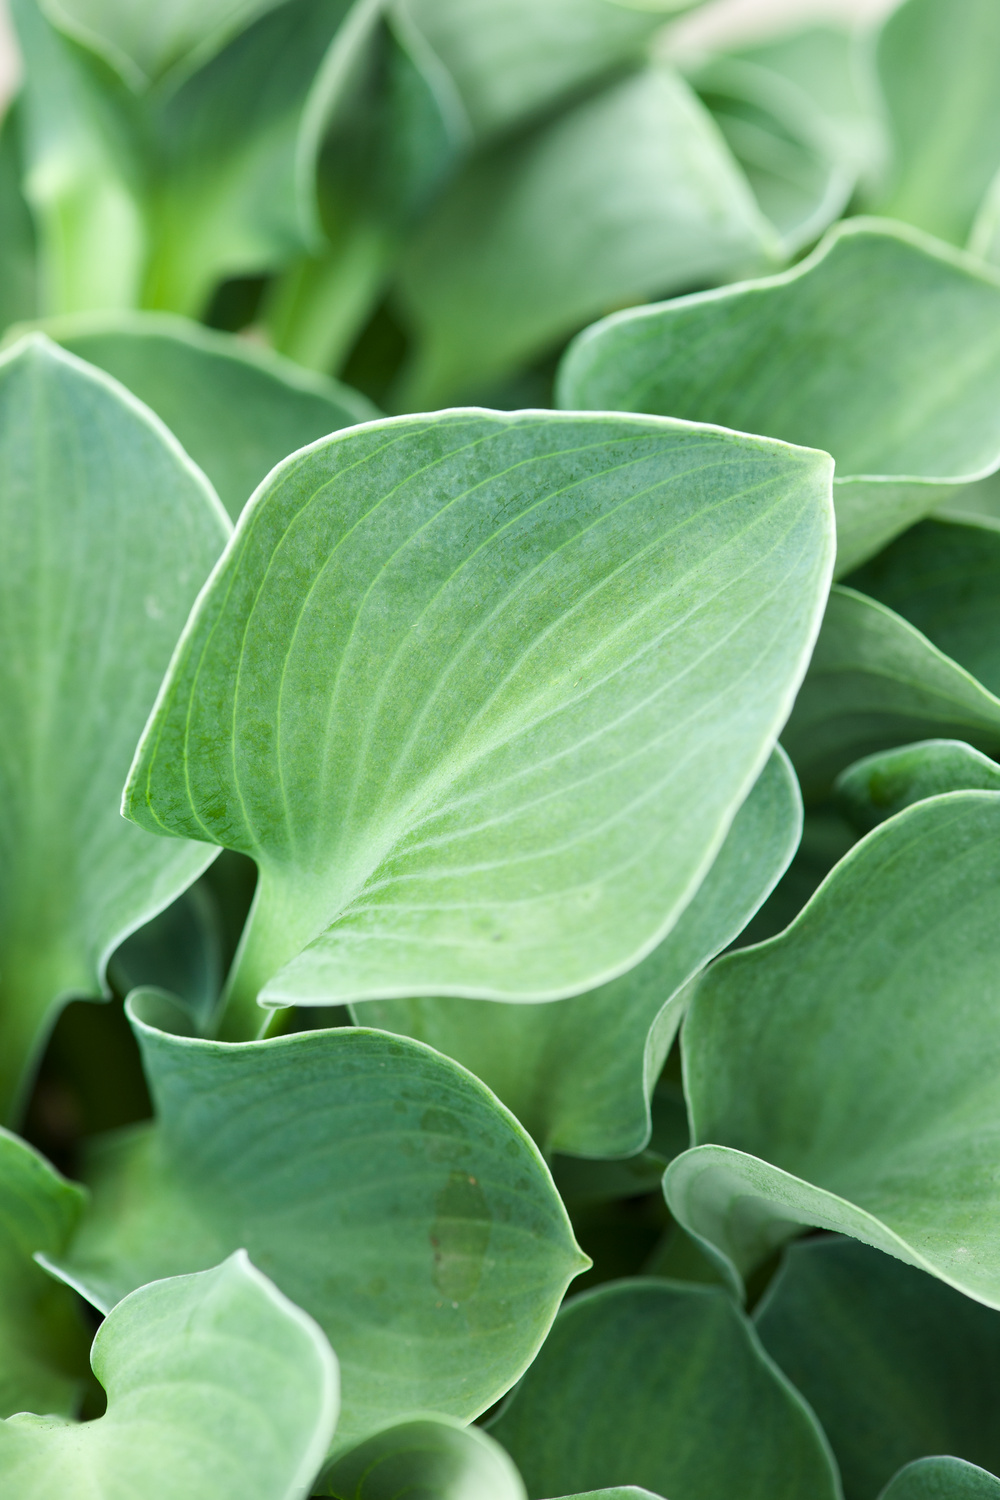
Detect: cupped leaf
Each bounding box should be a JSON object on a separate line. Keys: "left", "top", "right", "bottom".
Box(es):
{"left": 835, "top": 740, "right": 1000, "bottom": 833}
{"left": 847, "top": 515, "right": 1000, "bottom": 695}
{"left": 141, "top": 0, "right": 378, "bottom": 316}
{"left": 121, "top": 409, "right": 833, "bottom": 1035}
{"left": 755, "top": 1236, "right": 1000, "bottom": 1500}
{"left": 0, "top": 334, "right": 229, "bottom": 1119}
{"left": 316, "top": 1415, "right": 525, "bottom": 1499}
{"left": 356, "top": 746, "right": 801, "bottom": 1159}
{"left": 28, "top": 310, "right": 377, "bottom": 518}
{"left": 43, "top": 0, "right": 292, "bottom": 86}
{"left": 870, "top": 0, "right": 1000, "bottom": 246}
{"left": 488, "top": 1278, "right": 839, "bottom": 1500}
{"left": 53, "top": 997, "right": 587, "bottom": 1448}
{"left": 0, "top": 1129, "right": 89, "bottom": 1420}
{"left": 108, "top": 878, "right": 224, "bottom": 1029}
{"left": 667, "top": 791, "right": 1000, "bottom": 1305}
{"left": 396, "top": 65, "right": 776, "bottom": 407}
{"left": 395, "top": 0, "right": 679, "bottom": 143}
{"left": 11, "top": 0, "right": 146, "bottom": 314}
{"left": 558, "top": 220, "right": 1000, "bottom": 572}
{"left": 0, "top": 1252, "right": 338, "bottom": 1499}
{"left": 880, "top": 1459, "right": 1000, "bottom": 1500}
{"left": 781, "top": 586, "right": 1000, "bottom": 802}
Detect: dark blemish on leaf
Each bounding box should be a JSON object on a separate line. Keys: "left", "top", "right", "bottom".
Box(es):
{"left": 429, "top": 1170, "right": 491, "bottom": 1302}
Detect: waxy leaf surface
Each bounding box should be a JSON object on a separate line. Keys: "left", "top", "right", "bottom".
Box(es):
{"left": 880, "top": 1459, "right": 1000, "bottom": 1500}
{"left": 489, "top": 1279, "right": 839, "bottom": 1500}
{"left": 0, "top": 1253, "right": 338, "bottom": 1499}
{"left": 56, "top": 996, "right": 586, "bottom": 1448}
{"left": 835, "top": 739, "right": 1000, "bottom": 833}
{"left": 0, "top": 1130, "right": 88, "bottom": 1420}
{"left": 358, "top": 747, "right": 801, "bottom": 1158}
{"left": 847, "top": 516, "right": 1000, "bottom": 696}
{"left": 756, "top": 1236, "right": 1000, "bottom": 1500}
{"left": 317, "top": 1415, "right": 525, "bottom": 1499}
{"left": 781, "top": 587, "right": 1000, "bottom": 802}
{"left": 0, "top": 336, "right": 228, "bottom": 1118}
{"left": 38, "top": 311, "right": 377, "bottom": 518}
{"left": 397, "top": 66, "right": 775, "bottom": 406}
{"left": 559, "top": 221, "right": 1000, "bottom": 572}
{"left": 667, "top": 792, "right": 1000, "bottom": 1305}
{"left": 122, "top": 409, "right": 833, "bottom": 1031}
{"left": 872, "top": 0, "right": 1000, "bottom": 246}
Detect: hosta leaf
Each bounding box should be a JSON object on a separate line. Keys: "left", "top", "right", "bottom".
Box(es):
{"left": 880, "top": 1459, "right": 1000, "bottom": 1500}
{"left": 835, "top": 740, "right": 1000, "bottom": 833}
{"left": 871, "top": 0, "right": 1000, "bottom": 246}
{"left": 395, "top": 0, "right": 680, "bottom": 143}
{"left": 107, "top": 879, "right": 224, "bottom": 1028}
{"left": 689, "top": 53, "right": 854, "bottom": 255}
{"left": 0, "top": 1130, "right": 88, "bottom": 1420}
{"left": 0, "top": 335, "right": 228, "bottom": 1119}
{"left": 755, "top": 1236, "right": 1000, "bottom": 1500}
{"left": 666, "top": 791, "right": 1000, "bottom": 1305}
{"left": 488, "top": 1279, "right": 839, "bottom": 1500}
{"left": 11, "top": 0, "right": 146, "bottom": 314}
{"left": 142, "top": 0, "right": 378, "bottom": 317}
{"left": 781, "top": 586, "right": 1000, "bottom": 802}
{"left": 558, "top": 220, "right": 1000, "bottom": 573}
{"left": 396, "top": 66, "right": 776, "bottom": 407}
{"left": 43, "top": 0, "right": 292, "bottom": 86}
{"left": 316, "top": 1415, "right": 525, "bottom": 1499}
{"left": 0, "top": 1253, "right": 338, "bottom": 1498}
{"left": 0, "top": 104, "right": 39, "bottom": 333}
{"left": 847, "top": 516, "right": 1000, "bottom": 694}
{"left": 356, "top": 746, "right": 801, "bottom": 1159}
{"left": 121, "top": 410, "right": 833, "bottom": 1034}
{"left": 33, "top": 310, "right": 377, "bottom": 518}
{"left": 53, "top": 995, "right": 586, "bottom": 1448}
{"left": 546, "top": 1493, "right": 665, "bottom": 1500}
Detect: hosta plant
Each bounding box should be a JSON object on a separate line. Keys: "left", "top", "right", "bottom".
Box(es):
{"left": 4, "top": 0, "right": 1000, "bottom": 1497}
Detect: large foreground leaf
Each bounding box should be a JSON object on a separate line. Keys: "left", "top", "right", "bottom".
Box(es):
{"left": 488, "top": 1279, "right": 839, "bottom": 1500}
{"left": 0, "top": 1130, "right": 88, "bottom": 1420}
{"left": 54, "top": 995, "right": 586, "bottom": 1448}
{"left": 756, "top": 1236, "right": 1000, "bottom": 1500}
{"left": 34, "top": 310, "right": 376, "bottom": 518}
{"left": 0, "top": 335, "right": 228, "bottom": 1118}
{"left": 397, "top": 65, "right": 775, "bottom": 406}
{"left": 781, "top": 587, "right": 1000, "bottom": 801}
{"left": 666, "top": 792, "right": 1000, "bottom": 1305}
{"left": 881, "top": 1459, "right": 1000, "bottom": 1500}
{"left": 123, "top": 409, "right": 832, "bottom": 1035}
{"left": 0, "top": 1253, "right": 338, "bottom": 1499}
{"left": 357, "top": 747, "right": 801, "bottom": 1158}
{"left": 558, "top": 220, "right": 1000, "bottom": 572}
{"left": 871, "top": 0, "right": 1000, "bottom": 246}
{"left": 317, "top": 1415, "right": 525, "bottom": 1499}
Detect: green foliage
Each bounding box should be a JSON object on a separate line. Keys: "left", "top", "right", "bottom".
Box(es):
{"left": 5, "top": 1, "right": 1000, "bottom": 1494}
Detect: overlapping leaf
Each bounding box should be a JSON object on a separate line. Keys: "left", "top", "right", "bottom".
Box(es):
{"left": 835, "top": 740, "right": 1000, "bottom": 833}
{"left": 756, "top": 1236, "right": 1000, "bottom": 1500}
{"left": 488, "top": 1279, "right": 839, "bottom": 1500}
{"left": 122, "top": 410, "right": 832, "bottom": 1032}
{"left": 0, "top": 1130, "right": 88, "bottom": 1420}
{"left": 880, "top": 1459, "right": 1000, "bottom": 1500}
{"left": 0, "top": 104, "right": 38, "bottom": 333}
{"left": 666, "top": 791, "right": 1000, "bottom": 1306}
{"left": 0, "top": 1253, "right": 338, "bottom": 1499}
{"left": 559, "top": 220, "right": 1000, "bottom": 572}
{"left": 396, "top": 66, "right": 776, "bottom": 406}
{"left": 0, "top": 335, "right": 228, "bottom": 1118}
{"left": 357, "top": 747, "right": 801, "bottom": 1159}
{"left": 317, "top": 1415, "right": 525, "bottom": 1499}
{"left": 871, "top": 0, "right": 1000, "bottom": 246}
{"left": 33, "top": 311, "right": 376, "bottom": 517}
{"left": 782, "top": 587, "right": 1000, "bottom": 801}
{"left": 53, "top": 994, "right": 586, "bottom": 1448}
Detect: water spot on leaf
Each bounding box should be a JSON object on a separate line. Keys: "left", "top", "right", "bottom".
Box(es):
{"left": 430, "top": 1170, "right": 491, "bottom": 1302}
